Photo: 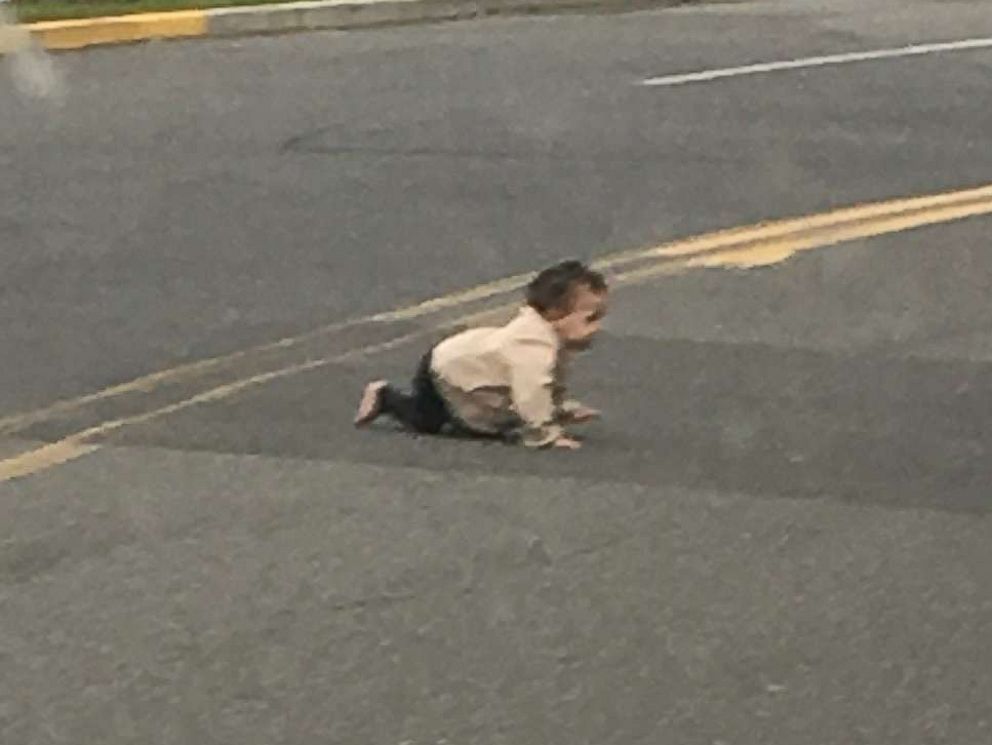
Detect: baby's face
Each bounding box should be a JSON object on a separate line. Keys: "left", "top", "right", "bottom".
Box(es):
{"left": 553, "top": 287, "right": 608, "bottom": 350}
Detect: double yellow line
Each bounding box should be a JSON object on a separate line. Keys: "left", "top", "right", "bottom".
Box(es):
{"left": 3, "top": 182, "right": 992, "bottom": 483}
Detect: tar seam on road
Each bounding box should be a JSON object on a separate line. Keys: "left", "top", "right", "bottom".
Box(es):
{"left": 3, "top": 184, "right": 992, "bottom": 483}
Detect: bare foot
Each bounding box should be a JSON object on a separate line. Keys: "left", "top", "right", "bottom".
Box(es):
{"left": 552, "top": 435, "right": 583, "bottom": 450}
{"left": 565, "top": 405, "right": 600, "bottom": 424}
{"left": 354, "top": 381, "right": 387, "bottom": 427}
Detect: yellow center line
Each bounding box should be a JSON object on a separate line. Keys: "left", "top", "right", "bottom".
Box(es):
{"left": 686, "top": 197, "right": 992, "bottom": 269}
{"left": 0, "top": 440, "right": 101, "bottom": 482}
{"left": 596, "top": 183, "right": 992, "bottom": 266}
{"left": 3, "top": 186, "right": 992, "bottom": 484}
{"left": 2, "top": 181, "right": 992, "bottom": 439}
{"left": 611, "top": 195, "right": 992, "bottom": 284}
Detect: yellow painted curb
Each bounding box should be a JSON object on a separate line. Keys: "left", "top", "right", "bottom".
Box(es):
{"left": 28, "top": 10, "right": 207, "bottom": 50}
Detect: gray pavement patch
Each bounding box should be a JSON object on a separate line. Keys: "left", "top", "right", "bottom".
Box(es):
{"left": 91, "top": 328, "right": 992, "bottom": 514}
{"left": 1, "top": 443, "right": 990, "bottom": 745}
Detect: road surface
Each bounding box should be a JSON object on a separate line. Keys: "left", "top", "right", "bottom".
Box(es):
{"left": 2, "top": 1, "right": 991, "bottom": 743}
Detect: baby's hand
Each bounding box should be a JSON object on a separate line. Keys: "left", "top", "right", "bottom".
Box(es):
{"left": 552, "top": 435, "right": 583, "bottom": 450}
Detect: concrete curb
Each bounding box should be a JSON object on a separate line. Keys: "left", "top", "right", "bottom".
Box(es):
{"left": 25, "top": 0, "right": 702, "bottom": 51}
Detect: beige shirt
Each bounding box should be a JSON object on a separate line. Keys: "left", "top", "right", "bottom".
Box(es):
{"left": 430, "top": 306, "right": 582, "bottom": 447}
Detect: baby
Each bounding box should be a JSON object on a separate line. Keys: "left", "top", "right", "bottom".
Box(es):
{"left": 355, "top": 260, "right": 608, "bottom": 450}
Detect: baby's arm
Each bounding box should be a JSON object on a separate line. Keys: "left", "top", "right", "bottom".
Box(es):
{"left": 509, "top": 340, "right": 582, "bottom": 449}
{"left": 552, "top": 364, "right": 599, "bottom": 425}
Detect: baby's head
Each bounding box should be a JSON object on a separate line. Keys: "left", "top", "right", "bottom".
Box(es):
{"left": 526, "top": 260, "right": 608, "bottom": 350}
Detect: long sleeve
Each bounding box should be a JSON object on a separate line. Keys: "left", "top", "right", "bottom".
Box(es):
{"left": 507, "top": 337, "right": 563, "bottom": 447}
{"left": 551, "top": 351, "right": 584, "bottom": 421}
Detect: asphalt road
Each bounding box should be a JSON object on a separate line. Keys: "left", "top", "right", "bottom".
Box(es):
{"left": 2, "top": 1, "right": 992, "bottom": 743}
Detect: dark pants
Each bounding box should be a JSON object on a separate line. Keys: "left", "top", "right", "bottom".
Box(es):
{"left": 380, "top": 351, "right": 453, "bottom": 435}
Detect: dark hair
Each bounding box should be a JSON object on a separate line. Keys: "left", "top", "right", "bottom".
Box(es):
{"left": 525, "top": 260, "right": 607, "bottom": 315}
